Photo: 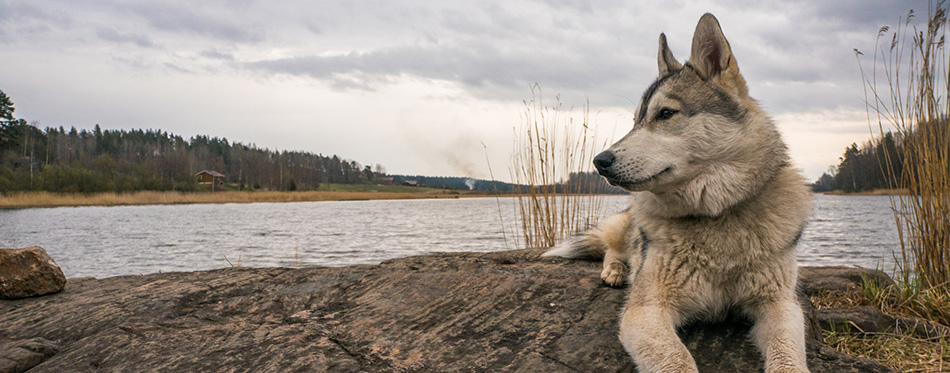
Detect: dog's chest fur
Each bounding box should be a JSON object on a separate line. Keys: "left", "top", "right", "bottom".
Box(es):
{"left": 626, "top": 166, "right": 812, "bottom": 315}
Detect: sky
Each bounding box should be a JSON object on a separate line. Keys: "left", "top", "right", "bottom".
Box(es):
{"left": 0, "top": 0, "right": 933, "bottom": 182}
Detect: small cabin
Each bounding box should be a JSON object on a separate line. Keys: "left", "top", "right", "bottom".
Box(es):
{"left": 195, "top": 170, "right": 225, "bottom": 185}
{"left": 402, "top": 180, "right": 419, "bottom": 187}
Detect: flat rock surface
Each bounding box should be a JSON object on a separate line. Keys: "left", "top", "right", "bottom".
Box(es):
{"left": 0, "top": 249, "right": 891, "bottom": 372}
{"left": 0, "top": 337, "right": 59, "bottom": 373}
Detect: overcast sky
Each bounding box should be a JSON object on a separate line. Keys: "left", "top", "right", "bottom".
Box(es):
{"left": 0, "top": 0, "right": 932, "bottom": 181}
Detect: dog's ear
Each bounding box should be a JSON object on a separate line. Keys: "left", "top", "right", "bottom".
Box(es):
{"left": 689, "top": 13, "right": 748, "bottom": 97}
{"left": 658, "top": 33, "right": 682, "bottom": 75}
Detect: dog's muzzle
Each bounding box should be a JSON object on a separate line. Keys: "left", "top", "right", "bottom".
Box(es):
{"left": 593, "top": 151, "right": 615, "bottom": 176}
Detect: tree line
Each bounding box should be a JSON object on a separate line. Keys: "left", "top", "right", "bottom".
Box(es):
{"left": 0, "top": 89, "right": 385, "bottom": 193}
{"left": 1, "top": 89, "right": 630, "bottom": 195}
{"left": 811, "top": 131, "right": 905, "bottom": 193}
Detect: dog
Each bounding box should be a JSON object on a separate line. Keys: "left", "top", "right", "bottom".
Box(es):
{"left": 542, "top": 13, "right": 813, "bottom": 373}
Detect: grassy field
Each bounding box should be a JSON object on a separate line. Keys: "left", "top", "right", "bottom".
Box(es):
{"left": 0, "top": 184, "right": 486, "bottom": 209}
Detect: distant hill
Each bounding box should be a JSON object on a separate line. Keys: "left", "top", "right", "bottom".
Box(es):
{"left": 391, "top": 172, "right": 625, "bottom": 194}
{"left": 390, "top": 175, "right": 518, "bottom": 192}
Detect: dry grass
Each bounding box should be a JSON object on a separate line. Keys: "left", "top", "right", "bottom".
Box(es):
{"left": 859, "top": 1, "right": 950, "bottom": 323}
{"left": 861, "top": 273, "right": 950, "bottom": 332}
{"left": 810, "top": 277, "right": 950, "bottom": 329}
{"left": 813, "top": 285, "right": 950, "bottom": 372}
{"left": 810, "top": 289, "right": 870, "bottom": 310}
{"left": 0, "top": 190, "right": 468, "bottom": 209}
{"left": 824, "top": 328, "right": 949, "bottom": 373}
{"left": 510, "top": 86, "right": 611, "bottom": 249}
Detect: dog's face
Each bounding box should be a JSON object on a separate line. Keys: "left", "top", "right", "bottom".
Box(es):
{"left": 595, "top": 15, "right": 751, "bottom": 194}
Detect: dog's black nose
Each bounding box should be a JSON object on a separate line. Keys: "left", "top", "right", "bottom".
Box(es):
{"left": 593, "top": 151, "right": 615, "bottom": 173}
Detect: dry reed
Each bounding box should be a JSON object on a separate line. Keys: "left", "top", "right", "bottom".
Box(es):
{"left": 510, "top": 86, "right": 611, "bottom": 248}
{"left": 858, "top": 0, "right": 950, "bottom": 327}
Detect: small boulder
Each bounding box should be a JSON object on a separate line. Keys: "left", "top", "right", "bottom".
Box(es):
{"left": 816, "top": 306, "right": 895, "bottom": 334}
{"left": 0, "top": 246, "right": 67, "bottom": 300}
{"left": 799, "top": 266, "right": 895, "bottom": 296}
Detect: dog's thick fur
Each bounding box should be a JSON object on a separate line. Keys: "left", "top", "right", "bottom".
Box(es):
{"left": 543, "top": 14, "right": 813, "bottom": 372}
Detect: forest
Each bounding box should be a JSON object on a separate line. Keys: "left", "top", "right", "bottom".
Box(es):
{"left": 0, "top": 90, "right": 382, "bottom": 193}
{"left": 812, "top": 129, "right": 918, "bottom": 193}
{"left": 811, "top": 132, "right": 901, "bottom": 192}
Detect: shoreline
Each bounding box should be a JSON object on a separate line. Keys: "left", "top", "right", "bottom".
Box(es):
{"left": 0, "top": 188, "right": 909, "bottom": 209}
{"left": 0, "top": 190, "right": 625, "bottom": 209}
{"left": 820, "top": 188, "right": 908, "bottom": 196}
{"left": 0, "top": 190, "right": 495, "bottom": 210}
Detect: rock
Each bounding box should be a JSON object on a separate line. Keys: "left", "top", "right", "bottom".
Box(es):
{"left": 0, "top": 247, "right": 67, "bottom": 299}
{"left": 816, "top": 306, "right": 895, "bottom": 334}
{"left": 816, "top": 304, "right": 950, "bottom": 339}
{"left": 0, "top": 249, "right": 891, "bottom": 372}
{"left": 799, "top": 266, "right": 895, "bottom": 296}
{"left": 0, "top": 337, "right": 60, "bottom": 373}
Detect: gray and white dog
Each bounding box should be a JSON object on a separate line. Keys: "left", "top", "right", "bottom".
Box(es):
{"left": 543, "top": 13, "right": 813, "bottom": 373}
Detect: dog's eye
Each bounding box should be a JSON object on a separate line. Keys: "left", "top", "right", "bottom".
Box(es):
{"left": 655, "top": 108, "right": 678, "bottom": 121}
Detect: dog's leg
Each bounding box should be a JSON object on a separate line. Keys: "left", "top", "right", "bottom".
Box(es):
{"left": 619, "top": 303, "right": 698, "bottom": 373}
{"left": 750, "top": 296, "right": 809, "bottom": 373}
{"left": 599, "top": 213, "right": 633, "bottom": 287}
{"left": 601, "top": 245, "right": 629, "bottom": 287}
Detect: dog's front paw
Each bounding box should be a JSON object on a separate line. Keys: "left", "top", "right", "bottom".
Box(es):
{"left": 601, "top": 261, "right": 629, "bottom": 287}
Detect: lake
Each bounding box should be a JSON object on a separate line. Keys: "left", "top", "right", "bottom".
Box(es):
{"left": 0, "top": 194, "right": 901, "bottom": 279}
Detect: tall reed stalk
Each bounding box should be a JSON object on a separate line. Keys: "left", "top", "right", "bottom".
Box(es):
{"left": 511, "top": 86, "right": 610, "bottom": 248}
{"left": 859, "top": 3, "right": 950, "bottom": 305}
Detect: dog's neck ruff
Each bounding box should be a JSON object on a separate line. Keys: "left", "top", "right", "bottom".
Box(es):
{"left": 638, "top": 112, "right": 789, "bottom": 219}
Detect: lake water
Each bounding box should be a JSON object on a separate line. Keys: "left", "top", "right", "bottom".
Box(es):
{"left": 0, "top": 194, "right": 901, "bottom": 279}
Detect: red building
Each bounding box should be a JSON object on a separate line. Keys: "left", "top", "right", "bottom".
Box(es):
{"left": 195, "top": 170, "right": 225, "bottom": 191}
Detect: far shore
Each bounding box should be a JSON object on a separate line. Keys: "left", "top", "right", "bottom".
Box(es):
{"left": 0, "top": 189, "right": 630, "bottom": 209}
{"left": 0, "top": 189, "right": 508, "bottom": 209}
{"left": 1, "top": 187, "right": 910, "bottom": 209}
{"left": 821, "top": 188, "right": 908, "bottom": 196}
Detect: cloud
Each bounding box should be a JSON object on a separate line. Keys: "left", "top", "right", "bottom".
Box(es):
{"left": 0, "top": 2, "right": 69, "bottom": 42}
{"left": 96, "top": 27, "right": 157, "bottom": 48}
{"left": 120, "top": 2, "right": 264, "bottom": 43}
{"left": 162, "top": 62, "right": 194, "bottom": 75}
{"left": 233, "top": 0, "right": 933, "bottom": 115}
{"left": 110, "top": 55, "right": 152, "bottom": 71}
{"left": 303, "top": 21, "right": 323, "bottom": 35}
{"left": 199, "top": 49, "right": 235, "bottom": 61}
{"left": 244, "top": 41, "right": 639, "bottom": 107}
